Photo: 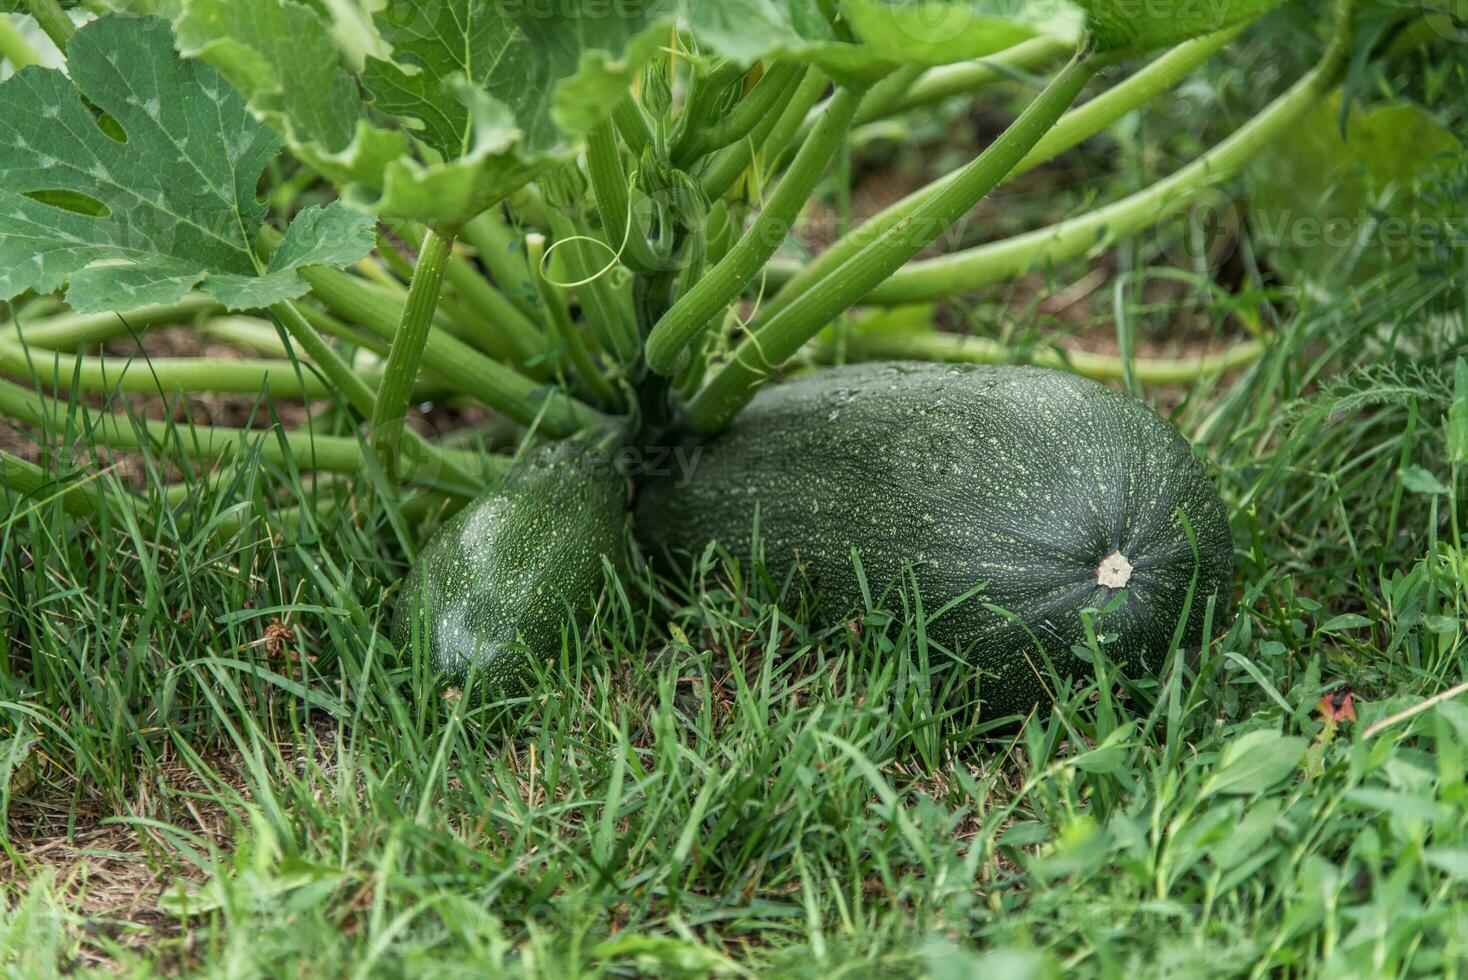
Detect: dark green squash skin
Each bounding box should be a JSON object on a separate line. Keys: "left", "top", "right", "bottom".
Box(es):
{"left": 636, "top": 362, "right": 1233, "bottom": 715}
{"left": 391, "top": 443, "right": 628, "bottom": 693}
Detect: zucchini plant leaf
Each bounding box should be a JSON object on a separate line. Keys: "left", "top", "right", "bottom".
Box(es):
{"left": 687, "top": 0, "right": 1076, "bottom": 86}
{"left": 1071, "top": 0, "right": 1287, "bottom": 53}
{"left": 843, "top": 0, "right": 1080, "bottom": 63}
{"left": 175, "top": 0, "right": 677, "bottom": 228}
{"left": 172, "top": 0, "right": 404, "bottom": 195}
{"left": 0, "top": 14, "right": 375, "bottom": 314}
{"left": 1248, "top": 94, "right": 1462, "bottom": 291}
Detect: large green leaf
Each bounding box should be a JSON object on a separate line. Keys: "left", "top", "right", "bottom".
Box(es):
{"left": 1073, "top": 0, "right": 1287, "bottom": 53}
{"left": 172, "top": 0, "right": 395, "bottom": 186}
{"left": 363, "top": 1, "right": 673, "bottom": 157}
{"left": 845, "top": 0, "right": 1081, "bottom": 62}
{"left": 0, "top": 14, "right": 373, "bottom": 314}
{"left": 686, "top": 0, "right": 1075, "bottom": 85}
{"left": 1248, "top": 94, "right": 1462, "bottom": 290}
{"left": 175, "top": 0, "right": 677, "bottom": 227}
{"left": 170, "top": 0, "right": 1086, "bottom": 221}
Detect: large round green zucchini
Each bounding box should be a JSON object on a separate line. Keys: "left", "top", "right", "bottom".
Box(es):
{"left": 392, "top": 443, "right": 628, "bottom": 693}
{"left": 637, "top": 362, "right": 1233, "bottom": 714}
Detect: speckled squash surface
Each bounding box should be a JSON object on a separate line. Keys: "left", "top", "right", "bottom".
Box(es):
{"left": 392, "top": 443, "right": 628, "bottom": 692}
{"left": 637, "top": 362, "right": 1233, "bottom": 714}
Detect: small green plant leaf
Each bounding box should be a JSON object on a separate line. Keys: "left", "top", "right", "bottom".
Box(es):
{"left": 1424, "top": 849, "right": 1468, "bottom": 881}
{"left": 1072, "top": 0, "right": 1286, "bottom": 53}
{"left": 1203, "top": 729, "right": 1308, "bottom": 797}
{"left": 1319, "top": 613, "right": 1372, "bottom": 633}
{"left": 0, "top": 14, "right": 374, "bottom": 313}
{"left": 1399, "top": 465, "right": 1449, "bottom": 495}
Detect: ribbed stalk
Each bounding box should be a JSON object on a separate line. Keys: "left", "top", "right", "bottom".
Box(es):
{"left": 1016, "top": 25, "right": 1243, "bottom": 174}
{"left": 370, "top": 228, "right": 455, "bottom": 481}
{"left": 671, "top": 60, "right": 748, "bottom": 164}
{"left": 612, "top": 97, "right": 654, "bottom": 158}
{"left": 527, "top": 233, "right": 622, "bottom": 410}
{"left": 700, "top": 67, "right": 825, "bottom": 202}
{"left": 675, "top": 62, "right": 805, "bottom": 166}
{"left": 0, "top": 16, "right": 42, "bottom": 69}
{"left": 25, "top": 0, "right": 73, "bottom": 52}
{"left": 688, "top": 52, "right": 1099, "bottom": 432}
{"left": 863, "top": 40, "right": 1346, "bottom": 304}
{"left": 299, "top": 266, "right": 606, "bottom": 436}
{"left": 1, "top": 449, "right": 106, "bottom": 518}
{"left": 4, "top": 295, "right": 221, "bottom": 349}
{"left": 545, "top": 212, "right": 639, "bottom": 364}
{"left": 586, "top": 120, "right": 675, "bottom": 277}
{"left": 849, "top": 64, "right": 924, "bottom": 127}
{"left": 647, "top": 86, "right": 864, "bottom": 375}
{"left": 0, "top": 341, "right": 336, "bottom": 398}
{"left": 881, "top": 35, "right": 1075, "bottom": 118}
{"left": 0, "top": 376, "right": 481, "bottom": 482}
{"left": 760, "top": 27, "right": 1243, "bottom": 320}
{"left": 269, "top": 301, "right": 476, "bottom": 488}
{"left": 459, "top": 211, "right": 541, "bottom": 321}
{"left": 397, "top": 222, "right": 545, "bottom": 365}
{"left": 291, "top": 302, "right": 391, "bottom": 359}
{"left": 823, "top": 329, "right": 1265, "bottom": 384}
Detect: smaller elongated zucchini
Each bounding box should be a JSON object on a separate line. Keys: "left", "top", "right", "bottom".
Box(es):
{"left": 391, "top": 443, "right": 629, "bottom": 693}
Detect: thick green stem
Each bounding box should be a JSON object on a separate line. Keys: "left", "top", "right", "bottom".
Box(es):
{"left": 586, "top": 120, "right": 674, "bottom": 277}
{"left": 612, "top": 96, "right": 654, "bottom": 158}
{"left": 300, "top": 266, "right": 605, "bottom": 435}
{"left": 5, "top": 295, "right": 221, "bottom": 350}
{"left": 881, "top": 36, "right": 1075, "bottom": 118}
{"left": 291, "top": 302, "right": 391, "bottom": 359}
{"left": 1, "top": 449, "right": 106, "bottom": 519}
{"left": 0, "top": 376, "right": 479, "bottom": 484}
{"left": 0, "top": 341, "right": 336, "bottom": 398}
{"left": 24, "top": 0, "right": 72, "bottom": 52}
{"left": 298, "top": 266, "right": 400, "bottom": 338}
{"left": 0, "top": 15, "right": 43, "bottom": 69}
{"left": 396, "top": 221, "right": 545, "bottom": 366}
{"left": 646, "top": 86, "right": 865, "bottom": 375}
{"left": 688, "top": 52, "right": 1099, "bottom": 432}
{"left": 1016, "top": 26, "right": 1243, "bottom": 174}
{"left": 850, "top": 64, "right": 925, "bottom": 128}
{"left": 370, "top": 228, "right": 455, "bottom": 481}
{"left": 760, "top": 27, "right": 1243, "bottom": 320}
{"left": 862, "top": 41, "right": 1346, "bottom": 304}
{"left": 374, "top": 231, "right": 417, "bottom": 282}
{"left": 701, "top": 67, "right": 825, "bottom": 203}
{"left": 459, "top": 211, "right": 541, "bottom": 321}
{"left": 270, "top": 301, "right": 477, "bottom": 489}
{"left": 822, "top": 329, "right": 1265, "bottom": 384}
{"left": 545, "top": 212, "right": 639, "bottom": 364}
{"left": 671, "top": 60, "right": 748, "bottom": 164}
{"left": 527, "top": 233, "right": 622, "bottom": 410}
{"left": 675, "top": 62, "right": 804, "bottom": 167}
